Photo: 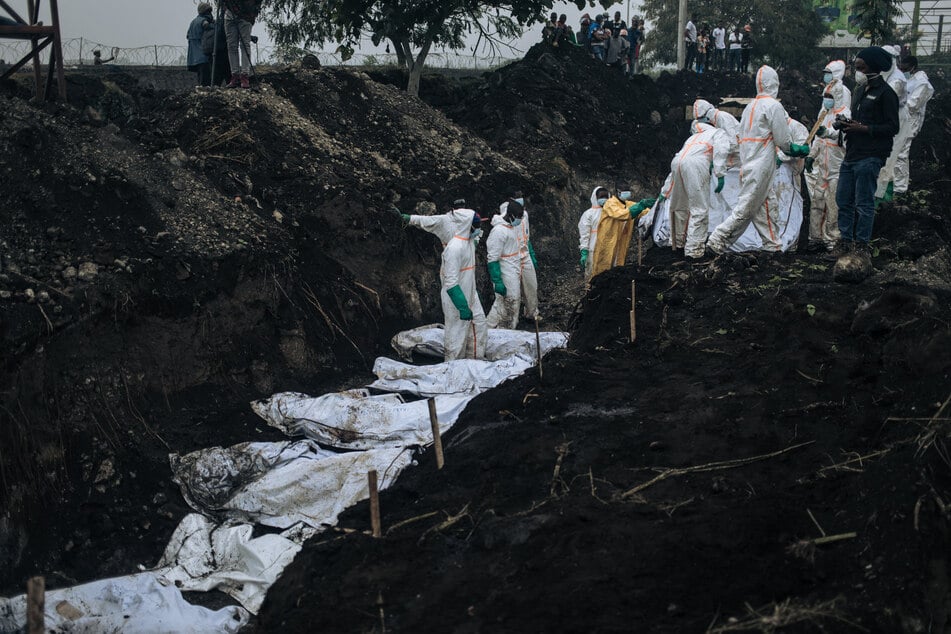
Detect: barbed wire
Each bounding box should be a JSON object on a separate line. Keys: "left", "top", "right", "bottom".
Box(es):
{"left": 0, "top": 37, "right": 515, "bottom": 70}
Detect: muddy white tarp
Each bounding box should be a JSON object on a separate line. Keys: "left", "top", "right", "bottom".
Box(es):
{"left": 251, "top": 390, "right": 473, "bottom": 449}
{"left": 157, "top": 513, "right": 302, "bottom": 614}
{"left": 170, "top": 440, "right": 413, "bottom": 529}
{"left": 646, "top": 164, "right": 803, "bottom": 253}
{"left": 0, "top": 571, "right": 249, "bottom": 633}
{"left": 369, "top": 355, "right": 532, "bottom": 396}
{"left": 391, "top": 324, "right": 569, "bottom": 362}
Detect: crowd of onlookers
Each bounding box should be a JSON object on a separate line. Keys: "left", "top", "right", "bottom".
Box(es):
{"left": 684, "top": 14, "right": 754, "bottom": 74}
{"left": 542, "top": 11, "right": 647, "bottom": 76}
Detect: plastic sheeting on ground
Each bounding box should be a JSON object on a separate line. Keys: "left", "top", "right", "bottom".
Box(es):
{"left": 391, "top": 324, "right": 569, "bottom": 362}
{"left": 156, "top": 513, "right": 303, "bottom": 614}
{"left": 369, "top": 355, "right": 533, "bottom": 396}
{"left": 0, "top": 571, "right": 249, "bottom": 633}
{"left": 646, "top": 164, "right": 803, "bottom": 253}
{"left": 170, "top": 440, "right": 413, "bottom": 529}
{"left": 250, "top": 390, "right": 474, "bottom": 449}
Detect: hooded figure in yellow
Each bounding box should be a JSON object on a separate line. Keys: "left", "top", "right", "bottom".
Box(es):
{"left": 590, "top": 183, "right": 654, "bottom": 279}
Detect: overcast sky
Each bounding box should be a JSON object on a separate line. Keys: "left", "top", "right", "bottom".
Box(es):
{"left": 34, "top": 1, "right": 642, "bottom": 56}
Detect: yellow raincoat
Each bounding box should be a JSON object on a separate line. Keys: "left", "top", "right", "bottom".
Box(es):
{"left": 591, "top": 196, "right": 640, "bottom": 278}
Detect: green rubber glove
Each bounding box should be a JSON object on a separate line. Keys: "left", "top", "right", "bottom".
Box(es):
{"left": 656, "top": 194, "right": 665, "bottom": 206}
{"left": 627, "top": 198, "right": 656, "bottom": 217}
{"left": 817, "top": 126, "right": 827, "bottom": 137}
{"left": 580, "top": 249, "right": 588, "bottom": 267}
{"left": 715, "top": 175, "right": 725, "bottom": 193}
{"left": 527, "top": 241, "right": 538, "bottom": 269}
{"left": 709, "top": 162, "right": 714, "bottom": 174}
{"left": 788, "top": 143, "right": 810, "bottom": 157}
{"left": 487, "top": 261, "right": 506, "bottom": 296}
{"left": 775, "top": 156, "right": 783, "bottom": 167}
{"left": 804, "top": 157, "right": 815, "bottom": 173}
{"left": 446, "top": 285, "right": 472, "bottom": 320}
{"left": 390, "top": 207, "right": 409, "bottom": 224}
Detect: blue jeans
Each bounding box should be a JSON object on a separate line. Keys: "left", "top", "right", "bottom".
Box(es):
{"left": 836, "top": 156, "right": 883, "bottom": 244}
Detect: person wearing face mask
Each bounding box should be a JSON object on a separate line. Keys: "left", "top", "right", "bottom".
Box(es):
{"left": 396, "top": 200, "right": 487, "bottom": 360}
{"left": 890, "top": 56, "right": 934, "bottom": 195}
{"left": 804, "top": 81, "right": 849, "bottom": 251}
{"left": 591, "top": 184, "right": 654, "bottom": 277}
{"left": 833, "top": 47, "right": 900, "bottom": 257}
{"left": 707, "top": 66, "right": 811, "bottom": 255}
{"left": 578, "top": 187, "right": 608, "bottom": 281}
{"left": 486, "top": 200, "right": 526, "bottom": 329}
{"left": 667, "top": 120, "right": 730, "bottom": 259}
{"left": 500, "top": 191, "right": 540, "bottom": 321}
{"left": 821, "top": 60, "right": 851, "bottom": 112}
{"left": 873, "top": 44, "right": 909, "bottom": 202}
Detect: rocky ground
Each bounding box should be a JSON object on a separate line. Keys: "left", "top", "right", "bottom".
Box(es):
{"left": 1, "top": 43, "right": 950, "bottom": 632}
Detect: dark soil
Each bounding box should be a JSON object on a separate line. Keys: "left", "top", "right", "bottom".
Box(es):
{"left": 1, "top": 42, "right": 950, "bottom": 633}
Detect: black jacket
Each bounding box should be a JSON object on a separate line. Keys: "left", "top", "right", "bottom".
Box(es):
{"left": 844, "top": 76, "right": 900, "bottom": 162}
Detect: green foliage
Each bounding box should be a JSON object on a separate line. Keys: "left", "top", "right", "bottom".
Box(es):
{"left": 262, "top": 0, "right": 577, "bottom": 93}
{"left": 850, "top": 0, "right": 902, "bottom": 44}
{"left": 640, "top": 0, "right": 825, "bottom": 70}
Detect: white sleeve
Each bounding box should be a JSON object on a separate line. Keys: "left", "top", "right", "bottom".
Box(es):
{"left": 578, "top": 211, "right": 591, "bottom": 252}
{"left": 486, "top": 228, "right": 504, "bottom": 263}
{"left": 711, "top": 129, "right": 730, "bottom": 177}
{"left": 770, "top": 104, "right": 793, "bottom": 152}
{"left": 442, "top": 246, "right": 460, "bottom": 288}
{"left": 906, "top": 79, "right": 934, "bottom": 115}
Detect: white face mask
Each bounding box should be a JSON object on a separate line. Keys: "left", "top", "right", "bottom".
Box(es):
{"left": 823, "top": 72, "right": 833, "bottom": 83}
{"left": 822, "top": 97, "right": 835, "bottom": 110}
{"left": 514, "top": 197, "right": 524, "bottom": 206}
{"left": 511, "top": 218, "right": 522, "bottom": 226}
{"left": 855, "top": 70, "right": 878, "bottom": 85}
{"left": 596, "top": 198, "right": 608, "bottom": 206}
{"left": 619, "top": 191, "right": 632, "bottom": 201}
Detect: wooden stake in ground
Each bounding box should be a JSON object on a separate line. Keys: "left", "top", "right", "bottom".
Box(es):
{"left": 368, "top": 470, "right": 382, "bottom": 538}
{"left": 427, "top": 397, "right": 445, "bottom": 470}
{"left": 629, "top": 280, "right": 636, "bottom": 343}
{"left": 534, "top": 315, "right": 544, "bottom": 381}
{"left": 27, "top": 576, "right": 44, "bottom": 634}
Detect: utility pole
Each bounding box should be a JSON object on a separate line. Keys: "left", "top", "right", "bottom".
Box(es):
{"left": 677, "top": 0, "right": 687, "bottom": 70}
{"left": 911, "top": 0, "right": 921, "bottom": 55}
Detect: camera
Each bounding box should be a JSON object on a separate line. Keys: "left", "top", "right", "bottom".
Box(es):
{"left": 832, "top": 114, "right": 853, "bottom": 130}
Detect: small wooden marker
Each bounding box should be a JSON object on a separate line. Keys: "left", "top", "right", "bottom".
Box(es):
{"left": 534, "top": 315, "right": 544, "bottom": 381}
{"left": 427, "top": 397, "right": 445, "bottom": 470}
{"left": 27, "top": 576, "right": 44, "bottom": 634}
{"left": 368, "top": 470, "right": 382, "bottom": 538}
{"left": 629, "top": 280, "right": 637, "bottom": 343}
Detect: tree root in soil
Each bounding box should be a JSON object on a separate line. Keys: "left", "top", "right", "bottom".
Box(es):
{"left": 706, "top": 596, "right": 867, "bottom": 633}
{"left": 619, "top": 441, "right": 815, "bottom": 500}
{"left": 915, "top": 391, "right": 951, "bottom": 467}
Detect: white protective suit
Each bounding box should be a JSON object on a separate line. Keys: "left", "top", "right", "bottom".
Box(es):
{"left": 822, "top": 60, "right": 851, "bottom": 115}
{"left": 485, "top": 212, "right": 523, "bottom": 329}
{"left": 806, "top": 81, "right": 849, "bottom": 247}
{"left": 409, "top": 209, "right": 488, "bottom": 360}
{"left": 771, "top": 117, "right": 809, "bottom": 250}
{"left": 514, "top": 204, "right": 539, "bottom": 319}
{"left": 875, "top": 45, "right": 909, "bottom": 198}
{"left": 578, "top": 188, "right": 603, "bottom": 281}
{"left": 666, "top": 121, "right": 730, "bottom": 258}
{"left": 693, "top": 98, "right": 741, "bottom": 158}
{"left": 893, "top": 69, "right": 934, "bottom": 193}
{"left": 707, "top": 66, "right": 796, "bottom": 254}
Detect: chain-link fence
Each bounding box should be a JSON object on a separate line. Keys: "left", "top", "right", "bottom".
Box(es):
{"left": 0, "top": 37, "right": 514, "bottom": 70}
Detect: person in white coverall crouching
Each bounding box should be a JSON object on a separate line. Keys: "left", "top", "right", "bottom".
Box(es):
{"left": 667, "top": 120, "right": 730, "bottom": 259}
{"left": 578, "top": 187, "right": 608, "bottom": 282}
{"left": 707, "top": 65, "right": 810, "bottom": 254}
{"left": 397, "top": 201, "right": 487, "bottom": 360}
{"left": 486, "top": 199, "right": 526, "bottom": 329}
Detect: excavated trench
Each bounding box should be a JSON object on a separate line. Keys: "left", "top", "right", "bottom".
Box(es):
{"left": 2, "top": 44, "right": 951, "bottom": 630}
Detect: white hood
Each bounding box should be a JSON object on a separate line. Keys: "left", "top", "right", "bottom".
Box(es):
{"left": 824, "top": 59, "right": 846, "bottom": 83}
{"left": 693, "top": 99, "right": 716, "bottom": 121}
{"left": 589, "top": 186, "right": 606, "bottom": 208}
{"left": 755, "top": 65, "right": 779, "bottom": 98}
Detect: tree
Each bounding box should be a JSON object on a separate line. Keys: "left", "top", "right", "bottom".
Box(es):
{"left": 851, "top": 0, "right": 902, "bottom": 44}
{"left": 640, "top": 0, "right": 825, "bottom": 71}
{"left": 264, "top": 0, "right": 579, "bottom": 96}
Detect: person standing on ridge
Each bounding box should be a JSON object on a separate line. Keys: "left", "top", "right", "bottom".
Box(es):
{"left": 222, "top": 0, "right": 262, "bottom": 89}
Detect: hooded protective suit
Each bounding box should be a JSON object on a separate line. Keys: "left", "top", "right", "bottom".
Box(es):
{"left": 498, "top": 201, "right": 539, "bottom": 319}
{"left": 823, "top": 60, "right": 851, "bottom": 114}
{"left": 409, "top": 209, "right": 487, "bottom": 360}
{"left": 667, "top": 121, "right": 730, "bottom": 258}
{"left": 892, "top": 68, "right": 934, "bottom": 193}
{"left": 578, "top": 187, "right": 604, "bottom": 281}
{"left": 485, "top": 211, "right": 523, "bottom": 329}
{"left": 693, "top": 98, "right": 740, "bottom": 157}
{"left": 707, "top": 66, "right": 796, "bottom": 254}
{"left": 806, "top": 81, "right": 849, "bottom": 247}
{"left": 875, "top": 45, "right": 909, "bottom": 199}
